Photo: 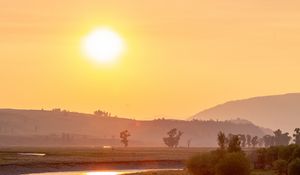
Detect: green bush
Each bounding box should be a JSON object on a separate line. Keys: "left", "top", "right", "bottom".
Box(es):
{"left": 273, "top": 159, "right": 288, "bottom": 175}
{"left": 216, "top": 152, "right": 251, "bottom": 175}
{"left": 251, "top": 148, "right": 267, "bottom": 169}
{"left": 187, "top": 152, "right": 219, "bottom": 175}
{"left": 266, "top": 146, "right": 280, "bottom": 166}
{"left": 278, "top": 145, "right": 298, "bottom": 161}
{"left": 291, "top": 147, "right": 300, "bottom": 160}
{"left": 288, "top": 158, "right": 300, "bottom": 175}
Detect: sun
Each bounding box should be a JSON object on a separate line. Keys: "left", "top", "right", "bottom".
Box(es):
{"left": 82, "top": 27, "right": 124, "bottom": 63}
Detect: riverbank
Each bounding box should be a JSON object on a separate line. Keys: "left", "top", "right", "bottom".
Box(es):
{"left": 0, "top": 160, "right": 184, "bottom": 175}
{"left": 0, "top": 147, "right": 212, "bottom": 165}
{"left": 0, "top": 147, "right": 202, "bottom": 175}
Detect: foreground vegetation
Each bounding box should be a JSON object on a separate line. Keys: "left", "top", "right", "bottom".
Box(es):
{"left": 184, "top": 131, "right": 300, "bottom": 175}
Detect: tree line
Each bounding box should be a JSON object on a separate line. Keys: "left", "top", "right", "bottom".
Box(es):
{"left": 119, "top": 128, "right": 300, "bottom": 148}
{"left": 187, "top": 129, "right": 300, "bottom": 175}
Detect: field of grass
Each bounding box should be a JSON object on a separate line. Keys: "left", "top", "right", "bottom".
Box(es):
{"left": 0, "top": 147, "right": 214, "bottom": 165}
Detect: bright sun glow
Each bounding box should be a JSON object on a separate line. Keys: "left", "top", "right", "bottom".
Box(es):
{"left": 86, "top": 172, "right": 119, "bottom": 175}
{"left": 82, "top": 28, "right": 124, "bottom": 63}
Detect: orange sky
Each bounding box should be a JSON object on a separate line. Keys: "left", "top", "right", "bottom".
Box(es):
{"left": 1, "top": 0, "right": 300, "bottom": 119}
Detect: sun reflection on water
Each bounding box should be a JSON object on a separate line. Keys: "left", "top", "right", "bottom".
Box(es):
{"left": 85, "top": 172, "right": 119, "bottom": 175}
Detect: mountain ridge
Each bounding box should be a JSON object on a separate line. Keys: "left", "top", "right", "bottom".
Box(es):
{"left": 0, "top": 108, "right": 270, "bottom": 147}
{"left": 191, "top": 93, "right": 300, "bottom": 134}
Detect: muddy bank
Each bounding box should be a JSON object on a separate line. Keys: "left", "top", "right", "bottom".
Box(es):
{"left": 0, "top": 160, "right": 185, "bottom": 175}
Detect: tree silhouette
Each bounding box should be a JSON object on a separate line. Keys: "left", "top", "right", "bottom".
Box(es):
{"left": 120, "top": 130, "right": 130, "bottom": 147}
{"left": 274, "top": 129, "right": 291, "bottom": 146}
{"left": 227, "top": 135, "right": 241, "bottom": 152}
{"left": 293, "top": 128, "right": 300, "bottom": 145}
{"left": 218, "top": 131, "right": 227, "bottom": 150}
{"left": 246, "top": 134, "right": 252, "bottom": 147}
{"left": 238, "top": 134, "right": 246, "bottom": 147}
{"left": 251, "top": 136, "right": 259, "bottom": 148}
{"left": 163, "top": 128, "right": 183, "bottom": 148}
{"left": 94, "top": 109, "right": 111, "bottom": 117}
{"left": 263, "top": 135, "right": 275, "bottom": 147}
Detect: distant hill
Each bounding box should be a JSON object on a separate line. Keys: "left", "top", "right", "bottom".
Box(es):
{"left": 0, "top": 109, "right": 269, "bottom": 147}
{"left": 190, "top": 93, "right": 300, "bottom": 134}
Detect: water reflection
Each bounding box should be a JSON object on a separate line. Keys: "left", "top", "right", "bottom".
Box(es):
{"left": 25, "top": 169, "right": 181, "bottom": 175}
{"left": 86, "top": 172, "right": 120, "bottom": 175}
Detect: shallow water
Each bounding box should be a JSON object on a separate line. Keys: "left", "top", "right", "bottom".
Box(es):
{"left": 18, "top": 153, "right": 46, "bottom": 156}
{"left": 24, "top": 169, "right": 180, "bottom": 175}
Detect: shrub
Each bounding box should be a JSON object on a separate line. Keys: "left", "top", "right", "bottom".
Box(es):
{"left": 292, "top": 147, "right": 300, "bottom": 160}
{"left": 266, "top": 146, "right": 280, "bottom": 166}
{"left": 273, "top": 159, "right": 288, "bottom": 175}
{"left": 187, "top": 152, "right": 219, "bottom": 175}
{"left": 278, "top": 145, "right": 298, "bottom": 161}
{"left": 216, "top": 152, "right": 250, "bottom": 175}
{"left": 251, "top": 148, "right": 267, "bottom": 169}
{"left": 288, "top": 158, "right": 300, "bottom": 175}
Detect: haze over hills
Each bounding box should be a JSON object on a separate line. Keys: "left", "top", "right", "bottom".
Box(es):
{"left": 191, "top": 93, "right": 300, "bottom": 134}
{"left": 0, "top": 109, "right": 270, "bottom": 147}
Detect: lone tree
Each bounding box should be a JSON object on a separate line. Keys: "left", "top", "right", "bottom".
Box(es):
{"left": 293, "top": 128, "right": 300, "bottom": 145}
{"left": 218, "top": 131, "right": 227, "bottom": 150}
{"left": 120, "top": 130, "right": 130, "bottom": 147}
{"left": 163, "top": 128, "right": 183, "bottom": 148}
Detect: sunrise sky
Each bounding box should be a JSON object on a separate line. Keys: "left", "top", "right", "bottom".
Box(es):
{"left": 1, "top": 0, "right": 300, "bottom": 119}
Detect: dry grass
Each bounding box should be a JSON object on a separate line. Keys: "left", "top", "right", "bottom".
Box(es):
{"left": 0, "top": 147, "right": 213, "bottom": 165}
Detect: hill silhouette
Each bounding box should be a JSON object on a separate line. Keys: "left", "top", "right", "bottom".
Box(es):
{"left": 0, "top": 108, "right": 270, "bottom": 147}
{"left": 191, "top": 93, "right": 300, "bottom": 134}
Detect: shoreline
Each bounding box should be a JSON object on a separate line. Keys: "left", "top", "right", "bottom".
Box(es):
{"left": 0, "top": 160, "right": 185, "bottom": 175}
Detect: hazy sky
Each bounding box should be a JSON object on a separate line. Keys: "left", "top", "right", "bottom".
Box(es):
{"left": 1, "top": 0, "right": 300, "bottom": 119}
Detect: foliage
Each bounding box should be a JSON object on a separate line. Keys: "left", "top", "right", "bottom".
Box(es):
{"left": 227, "top": 135, "right": 242, "bottom": 153}
{"left": 247, "top": 135, "right": 252, "bottom": 147}
{"left": 274, "top": 130, "right": 291, "bottom": 146}
{"left": 252, "top": 136, "right": 259, "bottom": 148}
{"left": 291, "top": 147, "right": 300, "bottom": 160}
{"left": 251, "top": 148, "right": 268, "bottom": 169}
{"left": 216, "top": 152, "right": 251, "bottom": 175}
{"left": 217, "top": 131, "right": 227, "bottom": 150}
{"left": 278, "top": 145, "right": 298, "bottom": 161}
{"left": 263, "top": 135, "right": 275, "bottom": 147}
{"left": 187, "top": 152, "right": 218, "bottom": 175}
{"left": 293, "top": 128, "right": 300, "bottom": 145}
{"left": 163, "top": 128, "right": 183, "bottom": 148}
{"left": 252, "top": 144, "right": 300, "bottom": 175}
{"left": 94, "top": 109, "right": 112, "bottom": 117}
{"left": 272, "top": 159, "right": 288, "bottom": 175}
{"left": 288, "top": 158, "right": 300, "bottom": 175}
{"left": 120, "top": 130, "right": 130, "bottom": 147}
{"left": 239, "top": 134, "right": 247, "bottom": 147}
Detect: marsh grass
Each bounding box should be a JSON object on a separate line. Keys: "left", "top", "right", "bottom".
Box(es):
{"left": 0, "top": 147, "right": 213, "bottom": 165}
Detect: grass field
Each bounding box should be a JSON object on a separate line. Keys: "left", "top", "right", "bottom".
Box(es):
{"left": 0, "top": 147, "right": 266, "bottom": 175}
{"left": 0, "top": 147, "right": 214, "bottom": 165}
